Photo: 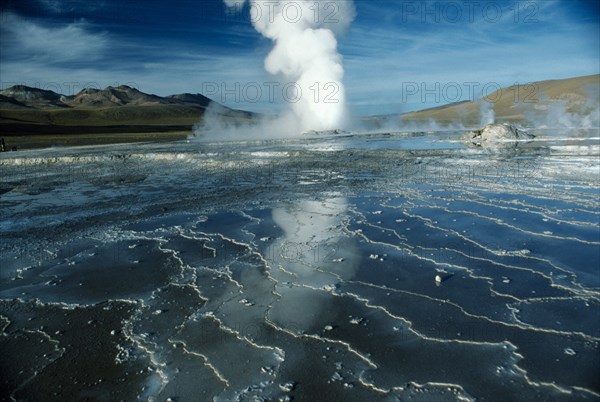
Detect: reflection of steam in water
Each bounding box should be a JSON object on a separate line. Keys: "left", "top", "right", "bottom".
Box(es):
{"left": 269, "top": 196, "right": 360, "bottom": 330}
{"left": 273, "top": 197, "right": 347, "bottom": 245}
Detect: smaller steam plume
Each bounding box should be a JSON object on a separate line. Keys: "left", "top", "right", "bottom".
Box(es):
{"left": 479, "top": 101, "right": 496, "bottom": 127}
{"left": 520, "top": 83, "right": 600, "bottom": 134}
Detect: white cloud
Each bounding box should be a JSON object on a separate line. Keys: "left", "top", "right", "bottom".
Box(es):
{"left": 223, "top": 0, "right": 245, "bottom": 7}
{"left": 35, "top": 0, "right": 105, "bottom": 13}
{"left": 0, "top": 12, "right": 108, "bottom": 63}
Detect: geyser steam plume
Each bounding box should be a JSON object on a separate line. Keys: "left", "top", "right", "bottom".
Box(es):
{"left": 223, "top": 0, "right": 355, "bottom": 132}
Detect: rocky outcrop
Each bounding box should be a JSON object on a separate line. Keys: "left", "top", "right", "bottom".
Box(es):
{"left": 301, "top": 129, "right": 350, "bottom": 136}
{"left": 462, "top": 123, "right": 535, "bottom": 147}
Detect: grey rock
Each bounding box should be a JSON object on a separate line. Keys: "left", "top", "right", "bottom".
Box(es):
{"left": 462, "top": 123, "right": 535, "bottom": 145}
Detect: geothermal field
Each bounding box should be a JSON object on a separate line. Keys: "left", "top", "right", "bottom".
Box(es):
{"left": 0, "top": 129, "right": 599, "bottom": 401}
{"left": 1, "top": 0, "right": 599, "bottom": 401}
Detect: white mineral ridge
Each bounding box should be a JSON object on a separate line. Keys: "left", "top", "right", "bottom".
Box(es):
{"left": 462, "top": 123, "right": 535, "bottom": 143}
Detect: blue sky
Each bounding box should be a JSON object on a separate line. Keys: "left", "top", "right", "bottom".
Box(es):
{"left": 1, "top": 0, "right": 598, "bottom": 115}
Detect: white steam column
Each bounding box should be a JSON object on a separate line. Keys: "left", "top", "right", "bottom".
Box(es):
{"left": 223, "top": 0, "right": 355, "bottom": 132}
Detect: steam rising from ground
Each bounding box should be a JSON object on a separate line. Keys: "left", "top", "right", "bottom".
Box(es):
{"left": 521, "top": 84, "right": 600, "bottom": 132}
{"left": 199, "top": 0, "right": 355, "bottom": 139}
{"left": 479, "top": 101, "right": 496, "bottom": 127}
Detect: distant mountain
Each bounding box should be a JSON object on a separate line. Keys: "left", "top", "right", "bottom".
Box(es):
{"left": 0, "top": 84, "right": 257, "bottom": 133}
{"left": 0, "top": 85, "right": 220, "bottom": 110}
{"left": 398, "top": 74, "right": 599, "bottom": 127}
{"left": 0, "top": 85, "right": 66, "bottom": 108}
{"left": 165, "top": 93, "right": 212, "bottom": 107}
{"left": 0, "top": 94, "right": 29, "bottom": 109}
{"left": 64, "top": 86, "right": 166, "bottom": 107}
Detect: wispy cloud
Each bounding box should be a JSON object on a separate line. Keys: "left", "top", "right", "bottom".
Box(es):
{"left": 1, "top": 12, "right": 109, "bottom": 64}
{"left": 34, "top": 0, "right": 105, "bottom": 14}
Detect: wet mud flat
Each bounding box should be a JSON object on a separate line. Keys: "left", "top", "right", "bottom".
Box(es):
{"left": 1, "top": 133, "right": 599, "bottom": 401}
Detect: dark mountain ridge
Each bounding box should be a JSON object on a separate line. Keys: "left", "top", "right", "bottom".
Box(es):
{"left": 0, "top": 85, "right": 216, "bottom": 110}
